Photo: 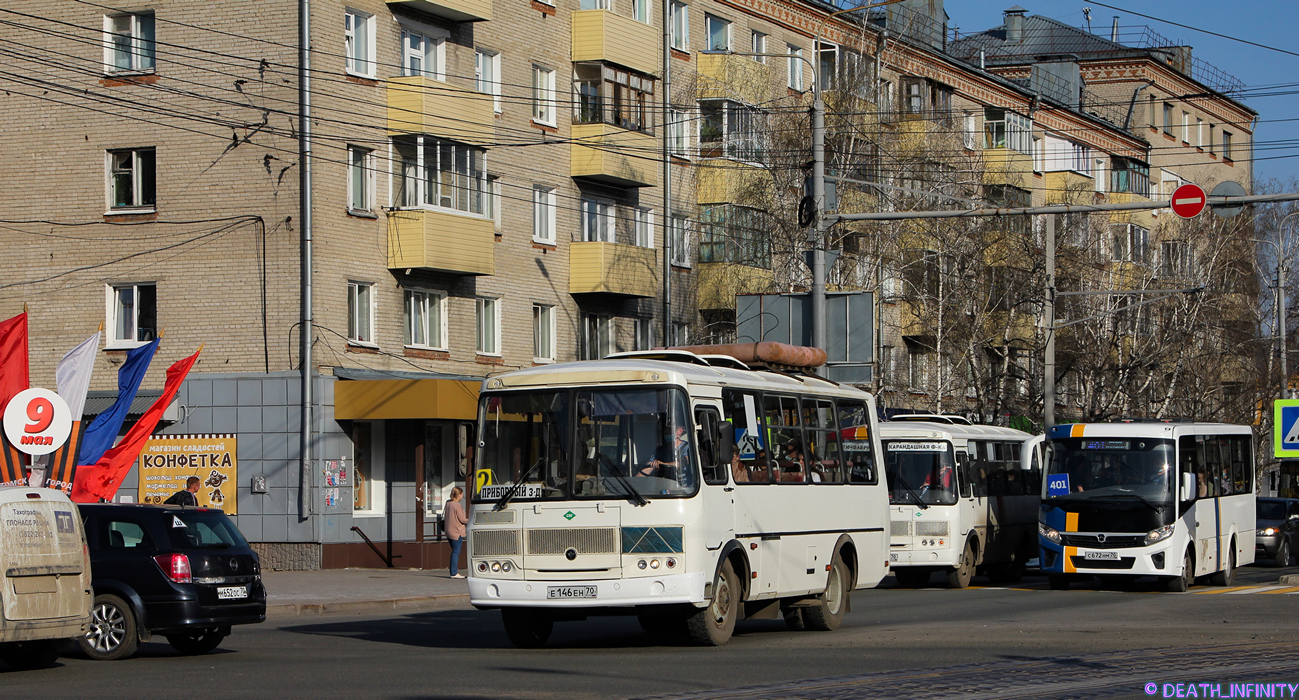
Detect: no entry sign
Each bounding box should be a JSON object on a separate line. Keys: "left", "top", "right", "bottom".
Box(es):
{"left": 1170, "top": 183, "right": 1207, "bottom": 219}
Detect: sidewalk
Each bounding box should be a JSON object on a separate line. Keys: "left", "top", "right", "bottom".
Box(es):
{"left": 262, "top": 568, "right": 471, "bottom": 618}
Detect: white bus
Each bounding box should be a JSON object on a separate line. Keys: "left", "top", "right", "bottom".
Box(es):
{"left": 879, "top": 421, "right": 1042, "bottom": 588}
{"left": 1038, "top": 422, "right": 1256, "bottom": 591}
{"left": 466, "top": 350, "right": 889, "bottom": 647}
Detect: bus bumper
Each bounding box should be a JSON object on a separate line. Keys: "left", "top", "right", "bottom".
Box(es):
{"left": 889, "top": 549, "right": 957, "bottom": 568}
{"left": 1038, "top": 536, "right": 1173, "bottom": 577}
{"left": 468, "top": 571, "right": 707, "bottom": 608}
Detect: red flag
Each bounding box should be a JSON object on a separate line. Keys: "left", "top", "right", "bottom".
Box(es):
{"left": 0, "top": 312, "right": 28, "bottom": 486}
{"left": 72, "top": 349, "right": 201, "bottom": 503}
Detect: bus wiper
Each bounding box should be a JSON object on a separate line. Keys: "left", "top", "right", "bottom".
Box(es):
{"left": 597, "top": 452, "right": 649, "bottom": 507}
{"left": 893, "top": 475, "right": 930, "bottom": 510}
{"left": 493, "top": 457, "right": 546, "bottom": 511}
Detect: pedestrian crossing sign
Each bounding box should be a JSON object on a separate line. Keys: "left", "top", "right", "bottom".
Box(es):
{"left": 1274, "top": 400, "right": 1299, "bottom": 457}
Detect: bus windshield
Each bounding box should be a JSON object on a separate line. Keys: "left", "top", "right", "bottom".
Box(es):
{"left": 1044, "top": 438, "right": 1174, "bottom": 505}
{"left": 476, "top": 387, "right": 697, "bottom": 503}
{"left": 883, "top": 441, "right": 957, "bottom": 506}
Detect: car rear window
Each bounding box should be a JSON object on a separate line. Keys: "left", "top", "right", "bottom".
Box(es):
{"left": 165, "top": 511, "right": 249, "bottom": 550}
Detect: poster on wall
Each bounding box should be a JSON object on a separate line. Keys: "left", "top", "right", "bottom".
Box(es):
{"left": 137, "top": 433, "right": 238, "bottom": 514}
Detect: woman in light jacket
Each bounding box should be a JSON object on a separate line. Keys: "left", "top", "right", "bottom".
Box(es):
{"left": 445, "top": 486, "right": 469, "bottom": 578}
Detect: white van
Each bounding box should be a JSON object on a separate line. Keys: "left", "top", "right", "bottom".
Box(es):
{"left": 0, "top": 486, "right": 92, "bottom": 669}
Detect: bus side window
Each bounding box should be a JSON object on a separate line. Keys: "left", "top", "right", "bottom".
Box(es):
{"left": 837, "top": 399, "right": 876, "bottom": 484}
{"left": 723, "top": 389, "right": 768, "bottom": 483}
{"left": 696, "top": 407, "right": 726, "bottom": 485}
{"left": 955, "top": 451, "right": 970, "bottom": 498}
{"left": 1179, "top": 435, "right": 1204, "bottom": 501}
{"left": 1229, "top": 435, "right": 1251, "bottom": 494}
{"left": 969, "top": 441, "right": 989, "bottom": 498}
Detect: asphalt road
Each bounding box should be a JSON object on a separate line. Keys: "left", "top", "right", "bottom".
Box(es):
{"left": 6, "top": 565, "right": 1299, "bottom": 700}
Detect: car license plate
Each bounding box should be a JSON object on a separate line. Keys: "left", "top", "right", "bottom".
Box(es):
{"left": 546, "top": 586, "right": 596, "bottom": 599}
{"left": 217, "top": 585, "right": 248, "bottom": 600}
{"left": 1083, "top": 550, "right": 1119, "bottom": 561}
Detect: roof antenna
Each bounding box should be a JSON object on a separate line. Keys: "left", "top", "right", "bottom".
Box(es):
{"left": 1082, "top": 6, "right": 1092, "bottom": 33}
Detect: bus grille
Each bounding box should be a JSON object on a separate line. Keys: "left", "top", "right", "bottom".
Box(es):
{"left": 473, "top": 510, "right": 516, "bottom": 525}
{"left": 916, "top": 521, "right": 949, "bottom": 537}
{"left": 890, "top": 521, "right": 911, "bottom": 537}
{"left": 527, "top": 528, "right": 618, "bottom": 555}
{"left": 1060, "top": 534, "right": 1145, "bottom": 549}
{"left": 472, "top": 529, "right": 520, "bottom": 557}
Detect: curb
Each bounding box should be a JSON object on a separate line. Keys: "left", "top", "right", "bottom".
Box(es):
{"left": 266, "top": 594, "right": 471, "bottom": 618}
{"left": 1279, "top": 574, "right": 1299, "bottom": 585}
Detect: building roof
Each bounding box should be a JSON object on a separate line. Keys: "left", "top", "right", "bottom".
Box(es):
{"left": 83, "top": 390, "right": 164, "bottom": 419}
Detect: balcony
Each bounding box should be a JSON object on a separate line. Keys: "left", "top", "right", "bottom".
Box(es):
{"left": 571, "top": 123, "right": 659, "bottom": 187}
{"left": 698, "top": 263, "right": 773, "bottom": 310}
{"left": 982, "top": 148, "right": 1033, "bottom": 190}
{"left": 571, "top": 10, "right": 658, "bottom": 75}
{"left": 569, "top": 242, "right": 658, "bottom": 297}
{"left": 386, "top": 0, "right": 490, "bottom": 22}
{"left": 1105, "top": 192, "right": 1155, "bottom": 229}
{"left": 387, "top": 76, "right": 493, "bottom": 146}
{"left": 386, "top": 209, "right": 494, "bottom": 276}
{"left": 697, "top": 52, "right": 772, "bottom": 105}
{"left": 1044, "top": 171, "right": 1098, "bottom": 202}
{"left": 697, "top": 162, "right": 764, "bottom": 203}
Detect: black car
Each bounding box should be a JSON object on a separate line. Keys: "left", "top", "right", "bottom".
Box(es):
{"left": 1255, "top": 497, "right": 1299, "bottom": 567}
{"left": 77, "top": 504, "right": 266, "bottom": 660}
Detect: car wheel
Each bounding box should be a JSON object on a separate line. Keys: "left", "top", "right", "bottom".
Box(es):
{"left": 1210, "top": 544, "right": 1235, "bottom": 586}
{"left": 1276, "top": 539, "right": 1291, "bottom": 568}
{"left": 0, "top": 640, "right": 60, "bottom": 670}
{"left": 1165, "top": 550, "right": 1194, "bottom": 592}
{"left": 946, "top": 540, "right": 976, "bottom": 589}
{"left": 802, "top": 553, "right": 849, "bottom": 631}
{"left": 166, "top": 628, "right": 227, "bottom": 655}
{"left": 893, "top": 567, "right": 931, "bottom": 588}
{"left": 501, "top": 608, "right": 552, "bottom": 649}
{"left": 79, "top": 594, "right": 139, "bottom": 661}
{"left": 686, "top": 560, "right": 738, "bottom": 646}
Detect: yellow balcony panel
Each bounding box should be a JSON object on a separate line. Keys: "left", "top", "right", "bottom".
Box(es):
{"left": 387, "top": 209, "right": 495, "bottom": 276}
{"left": 697, "top": 52, "right": 772, "bottom": 105}
{"left": 982, "top": 148, "right": 1032, "bottom": 190}
{"left": 697, "top": 162, "right": 765, "bottom": 204}
{"left": 387, "top": 0, "right": 490, "bottom": 22}
{"left": 571, "top": 10, "right": 658, "bottom": 75}
{"left": 1105, "top": 192, "right": 1155, "bottom": 229}
{"left": 1044, "top": 171, "right": 1098, "bottom": 202}
{"left": 571, "top": 123, "right": 658, "bottom": 187}
{"left": 387, "top": 76, "right": 494, "bottom": 146}
{"left": 569, "top": 241, "right": 658, "bottom": 297}
{"left": 698, "top": 263, "right": 773, "bottom": 310}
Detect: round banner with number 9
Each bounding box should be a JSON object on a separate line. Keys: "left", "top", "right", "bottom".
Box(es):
{"left": 4, "top": 388, "right": 73, "bottom": 456}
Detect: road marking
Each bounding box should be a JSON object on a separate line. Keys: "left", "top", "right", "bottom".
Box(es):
{"left": 1227, "top": 585, "right": 1287, "bottom": 594}
{"left": 1192, "top": 585, "right": 1255, "bottom": 594}
{"left": 1266, "top": 586, "right": 1299, "bottom": 594}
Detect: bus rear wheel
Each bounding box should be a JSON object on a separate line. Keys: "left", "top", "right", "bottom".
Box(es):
{"left": 686, "top": 560, "right": 738, "bottom": 646}
{"left": 947, "top": 540, "right": 976, "bottom": 589}
{"left": 502, "top": 608, "right": 553, "bottom": 648}
{"left": 1165, "top": 550, "right": 1194, "bottom": 592}
{"left": 802, "top": 554, "right": 849, "bottom": 631}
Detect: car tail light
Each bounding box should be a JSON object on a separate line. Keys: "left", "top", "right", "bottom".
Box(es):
{"left": 154, "top": 553, "right": 192, "bottom": 584}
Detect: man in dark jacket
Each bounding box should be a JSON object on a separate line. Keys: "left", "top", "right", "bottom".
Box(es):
{"left": 165, "top": 476, "right": 201, "bottom": 506}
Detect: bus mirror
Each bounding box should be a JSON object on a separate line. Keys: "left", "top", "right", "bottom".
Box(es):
{"left": 1180, "top": 473, "right": 1195, "bottom": 501}
{"left": 718, "top": 421, "right": 734, "bottom": 465}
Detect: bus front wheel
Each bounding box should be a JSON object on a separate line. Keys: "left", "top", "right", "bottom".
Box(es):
{"left": 1165, "top": 551, "right": 1194, "bottom": 592}
{"left": 946, "top": 540, "right": 976, "bottom": 589}
{"left": 802, "top": 554, "right": 849, "bottom": 631}
{"left": 502, "top": 608, "right": 553, "bottom": 648}
{"left": 1209, "top": 543, "right": 1236, "bottom": 586}
{"left": 687, "top": 560, "right": 739, "bottom": 646}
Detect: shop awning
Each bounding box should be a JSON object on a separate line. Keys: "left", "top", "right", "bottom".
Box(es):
{"left": 333, "top": 374, "right": 481, "bottom": 421}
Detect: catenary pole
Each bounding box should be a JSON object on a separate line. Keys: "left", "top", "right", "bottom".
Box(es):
{"left": 298, "top": 0, "right": 313, "bottom": 521}
{"left": 661, "top": 0, "right": 672, "bottom": 346}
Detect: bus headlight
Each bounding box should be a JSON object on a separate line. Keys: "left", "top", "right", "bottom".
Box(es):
{"left": 1144, "top": 525, "right": 1175, "bottom": 546}
{"left": 1038, "top": 522, "right": 1061, "bottom": 544}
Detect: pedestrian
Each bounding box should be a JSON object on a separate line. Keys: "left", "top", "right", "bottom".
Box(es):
{"left": 445, "top": 486, "right": 469, "bottom": 579}
{"left": 164, "top": 476, "right": 200, "bottom": 506}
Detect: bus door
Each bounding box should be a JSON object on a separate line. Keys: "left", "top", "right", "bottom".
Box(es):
{"left": 1179, "top": 434, "right": 1218, "bottom": 576}
{"left": 695, "top": 404, "right": 734, "bottom": 551}
{"left": 965, "top": 441, "right": 988, "bottom": 546}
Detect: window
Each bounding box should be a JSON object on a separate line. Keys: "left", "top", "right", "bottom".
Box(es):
{"left": 787, "top": 44, "right": 803, "bottom": 91}
{"left": 667, "top": 108, "right": 691, "bottom": 157}
{"left": 532, "top": 65, "right": 556, "bottom": 125}
{"left": 404, "top": 289, "right": 446, "bottom": 349}
{"left": 1033, "top": 137, "right": 1044, "bottom": 173}
{"left": 699, "top": 204, "right": 769, "bottom": 267}
{"left": 532, "top": 186, "right": 556, "bottom": 243}
{"left": 533, "top": 304, "right": 555, "bottom": 361}
{"left": 671, "top": 321, "right": 691, "bottom": 346}
{"left": 699, "top": 99, "right": 763, "bottom": 161}
{"left": 902, "top": 77, "right": 923, "bottom": 116}
{"left": 669, "top": 213, "right": 689, "bottom": 267}
{"left": 669, "top": 1, "right": 689, "bottom": 51}
{"left": 818, "top": 42, "right": 838, "bottom": 91}
{"left": 344, "top": 10, "right": 375, "bottom": 77}
{"left": 486, "top": 174, "right": 501, "bottom": 228}
{"left": 581, "top": 198, "right": 614, "bottom": 242}
{"left": 1196, "top": 118, "right": 1204, "bottom": 148}
{"left": 635, "top": 318, "right": 653, "bottom": 350}
{"left": 105, "top": 13, "right": 155, "bottom": 73}
{"left": 1208, "top": 124, "right": 1216, "bottom": 154}
{"left": 583, "top": 314, "right": 614, "bottom": 359}
{"left": 572, "top": 63, "right": 655, "bottom": 132}
{"left": 580, "top": 0, "right": 610, "bottom": 8}
{"left": 476, "top": 297, "right": 500, "bottom": 355}
{"left": 1163, "top": 102, "right": 1174, "bottom": 135}
{"left": 705, "top": 15, "right": 730, "bottom": 51}
{"left": 1222, "top": 131, "right": 1234, "bottom": 160}
{"left": 635, "top": 207, "right": 654, "bottom": 247}
{"left": 108, "top": 148, "right": 156, "bottom": 210}
{"left": 878, "top": 79, "right": 894, "bottom": 119}
{"left": 984, "top": 108, "right": 1032, "bottom": 154}
{"left": 1161, "top": 241, "right": 1193, "bottom": 278}
{"left": 750, "top": 31, "right": 766, "bottom": 62}
{"left": 390, "top": 138, "right": 487, "bottom": 215}
{"left": 102, "top": 520, "right": 153, "bottom": 550}
{"left": 351, "top": 422, "right": 381, "bottom": 513}
{"left": 1094, "top": 158, "right": 1107, "bottom": 193}
{"left": 401, "top": 28, "right": 444, "bottom": 78}
{"left": 907, "top": 347, "right": 931, "bottom": 391}
{"left": 1110, "top": 157, "right": 1150, "bottom": 197}
{"left": 963, "top": 113, "right": 978, "bottom": 150}
{"left": 633, "top": 0, "right": 651, "bottom": 24}
{"left": 475, "top": 49, "right": 501, "bottom": 112}
{"left": 1110, "top": 224, "right": 1150, "bottom": 264}
{"left": 348, "top": 146, "right": 374, "bottom": 213}
{"left": 1181, "top": 111, "right": 1189, "bottom": 142}
{"left": 348, "top": 281, "right": 374, "bottom": 344}
{"left": 107, "top": 283, "right": 157, "bottom": 346}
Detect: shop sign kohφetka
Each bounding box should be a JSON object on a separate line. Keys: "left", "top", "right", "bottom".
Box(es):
{"left": 137, "top": 433, "right": 238, "bottom": 513}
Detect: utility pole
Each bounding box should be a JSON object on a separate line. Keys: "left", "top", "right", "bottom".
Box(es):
{"left": 1044, "top": 213, "right": 1056, "bottom": 428}
{"left": 810, "top": 74, "right": 827, "bottom": 364}
{"left": 1279, "top": 254, "right": 1288, "bottom": 398}
{"left": 660, "top": 0, "right": 672, "bottom": 346}
{"left": 298, "top": 0, "right": 313, "bottom": 521}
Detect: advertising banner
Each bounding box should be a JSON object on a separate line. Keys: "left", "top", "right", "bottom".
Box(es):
{"left": 137, "top": 433, "right": 238, "bottom": 513}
